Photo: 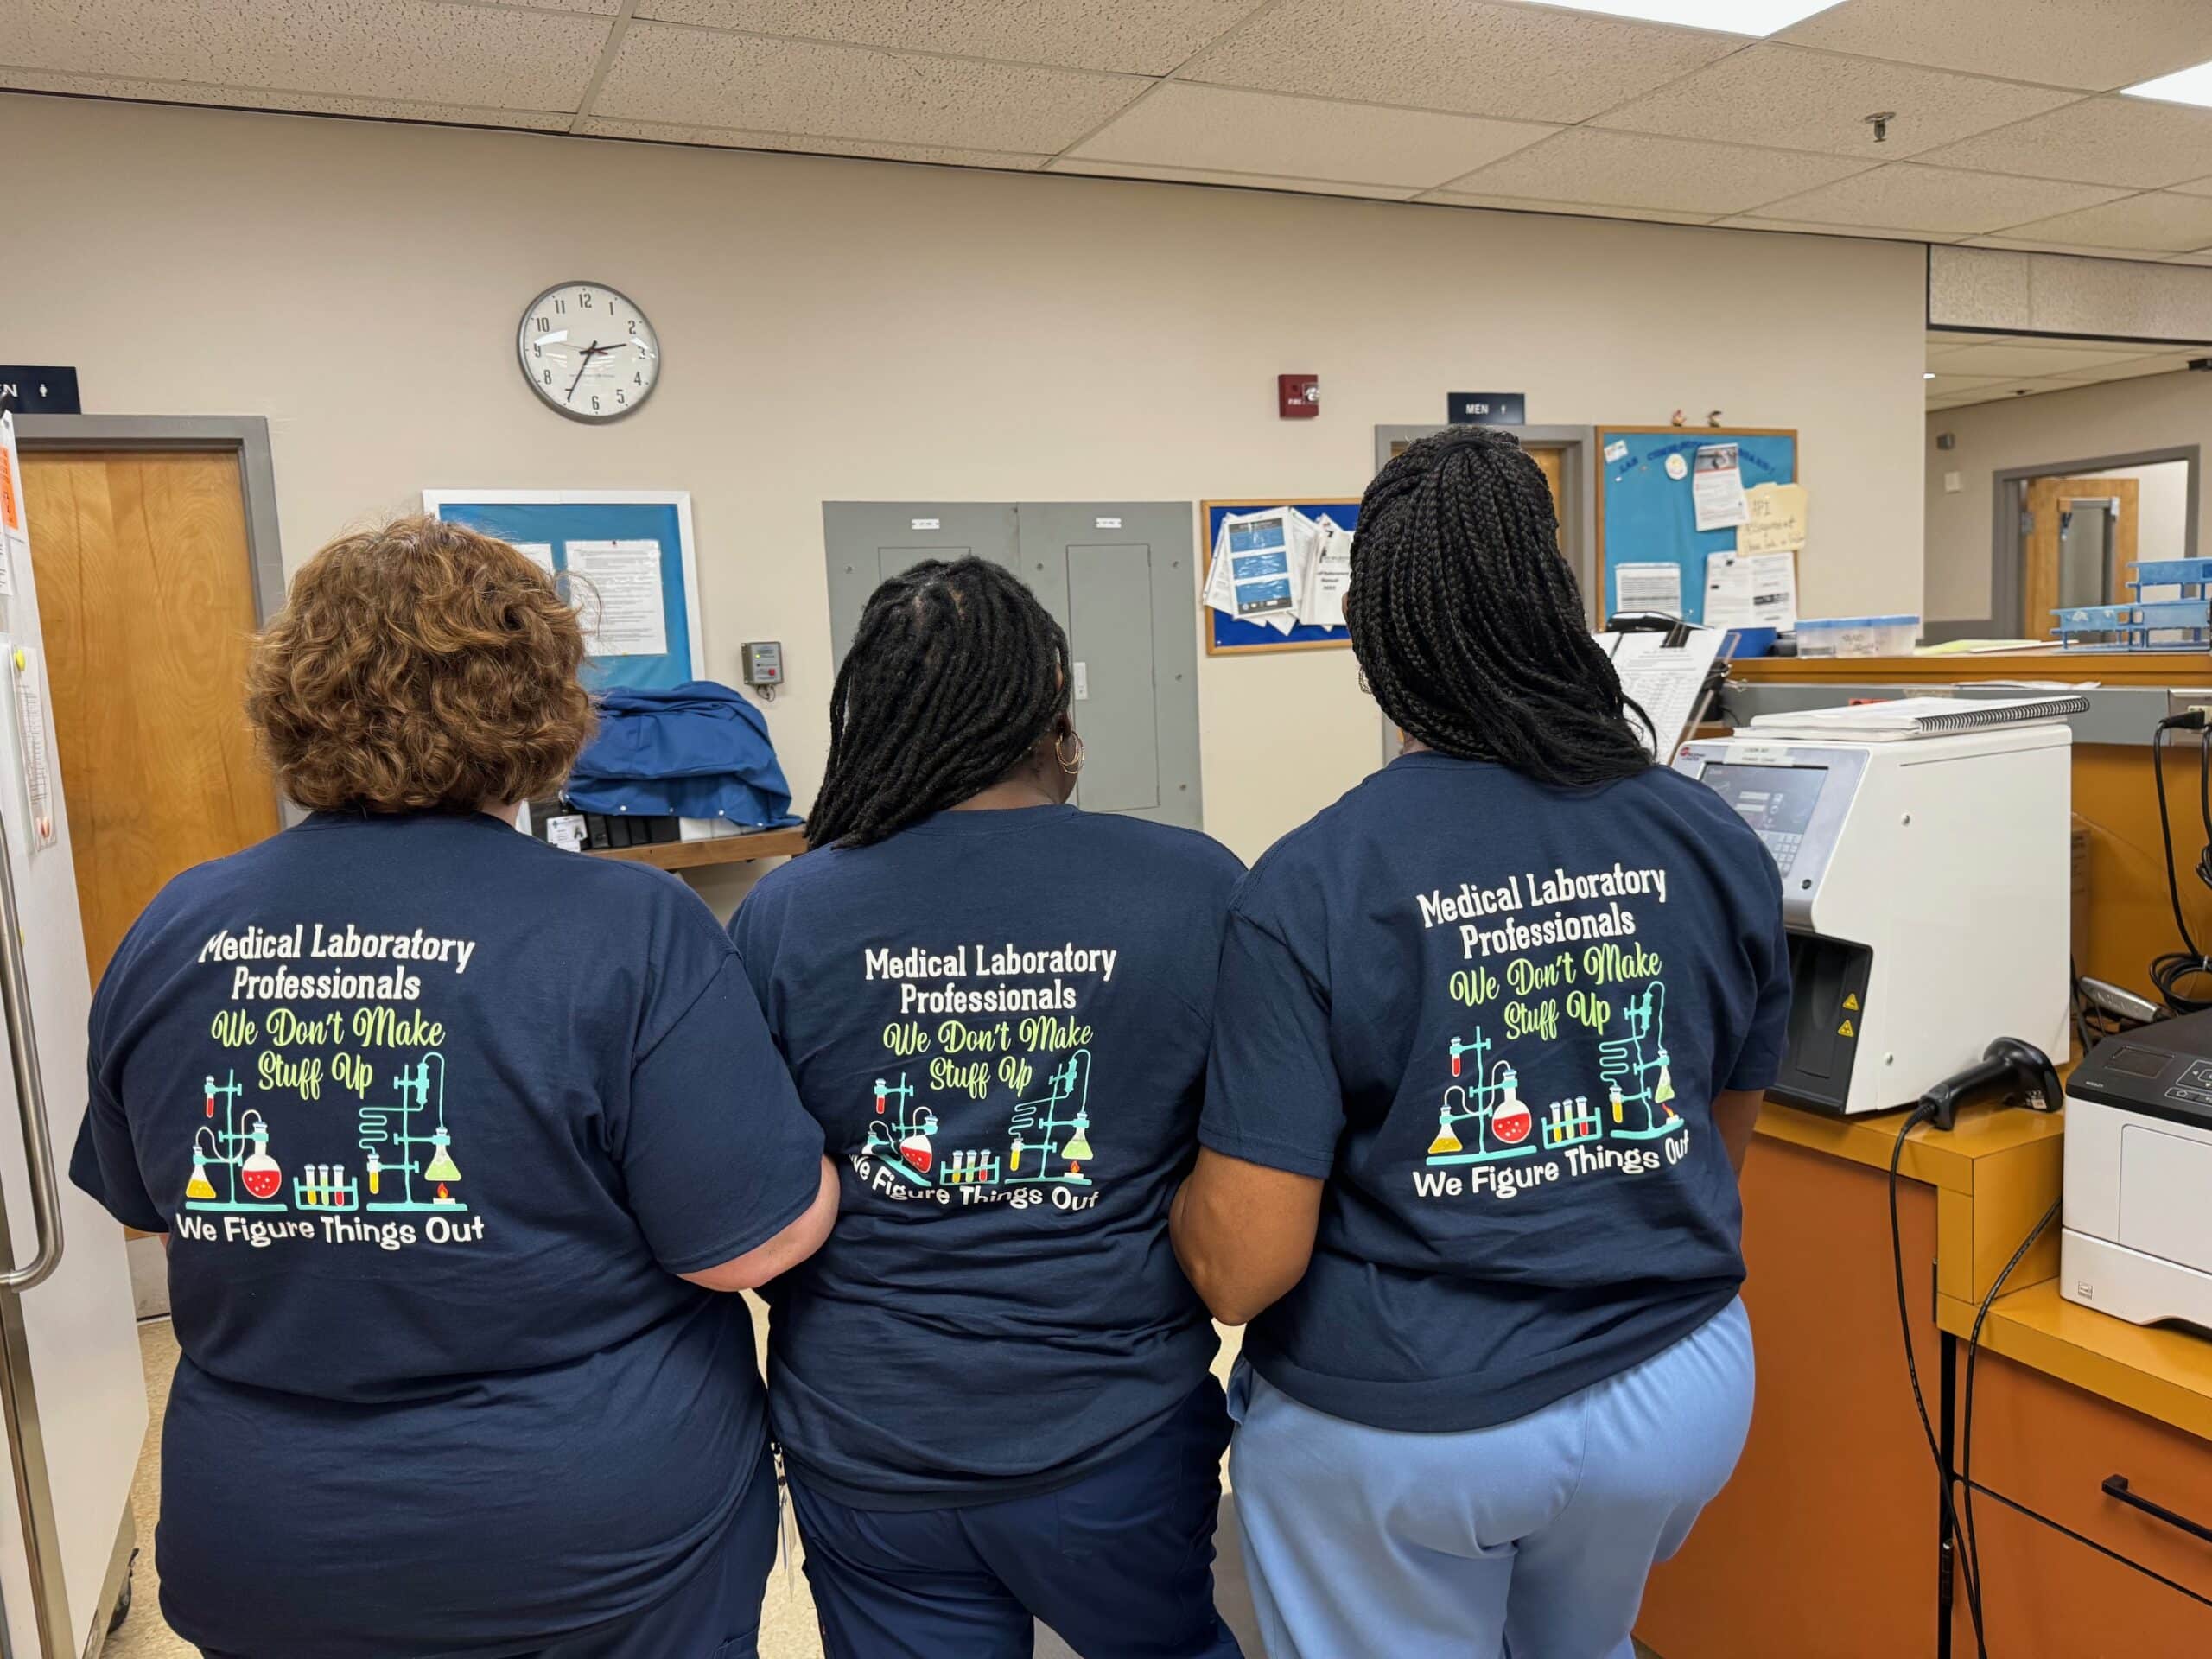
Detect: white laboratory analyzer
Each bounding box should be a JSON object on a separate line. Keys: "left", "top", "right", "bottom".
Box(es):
{"left": 1673, "top": 697, "right": 2076, "bottom": 1116}
{"left": 2062, "top": 1019, "right": 2212, "bottom": 1335}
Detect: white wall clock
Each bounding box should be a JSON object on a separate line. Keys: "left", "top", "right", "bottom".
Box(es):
{"left": 518, "top": 282, "right": 659, "bottom": 422}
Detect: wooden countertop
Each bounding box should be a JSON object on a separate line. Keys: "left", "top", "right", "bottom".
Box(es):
{"left": 1758, "top": 1097, "right": 2212, "bottom": 1442}
{"left": 1732, "top": 650, "right": 2210, "bottom": 688}
{"left": 586, "top": 825, "right": 807, "bottom": 871}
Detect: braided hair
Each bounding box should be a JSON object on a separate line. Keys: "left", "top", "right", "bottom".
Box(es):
{"left": 1346, "top": 427, "right": 1654, "bottom": 786}
{"left": 807, "top": 558, "right": 1071, "bottom": 849}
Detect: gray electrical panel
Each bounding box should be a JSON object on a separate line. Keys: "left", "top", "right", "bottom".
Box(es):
{"left": 823, "top": 501, "right": 1201, "bottom": 830}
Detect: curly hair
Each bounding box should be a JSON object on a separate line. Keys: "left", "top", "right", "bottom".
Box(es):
{"left": 245, "top": 515, "right": 594, "bottom": 814}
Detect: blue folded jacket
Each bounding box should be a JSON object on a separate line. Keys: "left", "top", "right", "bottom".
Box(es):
{"left": 566, "top": 681, "right": 800, "bottom": 828}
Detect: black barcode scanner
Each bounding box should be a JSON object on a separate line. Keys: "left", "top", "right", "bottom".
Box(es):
{"left": 1918, "top": 1039, "right": 2063, "bottom": 1132}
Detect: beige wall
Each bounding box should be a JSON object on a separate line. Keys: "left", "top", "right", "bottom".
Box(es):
{"left": 6, "top": 93, "right": 1929, "bottom": 898}
{"left": 1926, "top": 374, "right": 2204, "bottom": 626}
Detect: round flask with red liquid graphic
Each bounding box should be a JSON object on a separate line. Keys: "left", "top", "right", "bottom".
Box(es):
{"left": 1492, "top": 1069, "right": 1532, "bottom": 1146}
{"left": 239, "top": 1126, "right": 283, "bottom": 1201}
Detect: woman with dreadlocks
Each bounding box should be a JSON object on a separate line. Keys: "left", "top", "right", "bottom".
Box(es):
{"left": 729, "top": 558, "right": 1246, "bottom": 1659}
{"left": 1173, "top": 427, "right": 1789, "bottom": 1659}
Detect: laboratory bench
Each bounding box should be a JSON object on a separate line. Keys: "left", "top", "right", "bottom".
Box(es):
{"left": 583, "top": 824, "right": 808, "bottom": 872}
{"left": 1637, "top": 1092, "right": 2212, "bottom": 1657}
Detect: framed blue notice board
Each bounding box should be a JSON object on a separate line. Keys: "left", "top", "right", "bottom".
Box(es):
{"left": 1596, "top": 428, "right": 1796, "bottom": 626}
{"left": 1201, "top": 497, "right": 1362, "bottom": 655}
{"left": 423, "top": 490, "right": 704, "bottom": 692}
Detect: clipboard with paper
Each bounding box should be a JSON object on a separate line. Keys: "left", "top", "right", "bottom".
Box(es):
{"left": 1597, "top": 615, "right": 1726, "bottom": 760}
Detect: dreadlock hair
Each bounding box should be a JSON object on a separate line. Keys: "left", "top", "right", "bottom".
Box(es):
{"left": 807, "top": 558, "right": 1071, "bottom": 850}
{"left": 1346, "top": 426, "right": 1655, "bottom": 787}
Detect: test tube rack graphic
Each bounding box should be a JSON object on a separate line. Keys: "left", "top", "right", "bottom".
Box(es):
{"left": 1005, "top": 1049, "right": 1095, "bottom": 1185}
{"left": 183, "top": 1071, "right": 289, "bottom": 1212}
{"left": 940, "top": 1149, "right": 1001, "bottom": 1186}
{"left": 861, "top": 1073, "right": 939, "bottom": 1188}
{"left": 1541, "top": 1096, "right": 1603, "bottom": 1150}
{"left": 1426, "top": 1028, "right": 1538, "bottom": 1165}
{"left": 292, "top": 1165, "right": 360, "bottom": 1211}
{"left": 1598, "top": 980, "right": 1684, "bottom": 1142}
{"left": 357, "top": 1052, "right": 468, "bottom": 1212}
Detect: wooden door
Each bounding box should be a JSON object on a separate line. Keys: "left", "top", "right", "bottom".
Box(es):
{"left": 2024, "top": 476, "right": 2140, "bottom": 637}
{"left": 21, "top": 450, "right": 277, "bottom": 982}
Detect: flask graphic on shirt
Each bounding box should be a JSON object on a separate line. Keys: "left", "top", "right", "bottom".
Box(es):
{"left": 1491, "top": 1073, "right": 1533, "bottom": 1146}
{"left": 238, "top": 1125, "right": 283, "bottom": 1201}
{"left": 899, "top": 1116, "right": 936, "bottom": 1177}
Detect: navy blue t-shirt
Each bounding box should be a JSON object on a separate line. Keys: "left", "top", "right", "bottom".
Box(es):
{"left": 731, "top": 804, "right": 1243, "bottom": 1508}
{"left": 1202, "top": 753, "right": 1789, "bottom": 1433}
{"left": 70, "top": 810, "right": 824, "bottom": 1659}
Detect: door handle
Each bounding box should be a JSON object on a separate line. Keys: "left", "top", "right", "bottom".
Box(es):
{"left": 2103, "top": 1475, "right": 2212, "bottom": 1548}
{"left": 0, "top": 815, "right": 63, "bottom": 1292}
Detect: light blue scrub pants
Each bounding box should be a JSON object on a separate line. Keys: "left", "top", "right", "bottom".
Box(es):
{"left": 1227, "top": 1297, "right": 1753, "bottom": 1659}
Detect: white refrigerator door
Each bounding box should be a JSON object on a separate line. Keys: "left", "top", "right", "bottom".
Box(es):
{"left": 0, "top": 423, "right": 149, "bottom": 1656}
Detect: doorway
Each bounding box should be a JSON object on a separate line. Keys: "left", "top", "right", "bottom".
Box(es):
{"left": 1988, "top": 448, "right": 2198, "bottom": 638}
{"left": 16, "top": 422, "right": 284, "bottom": 982}
{"left": 1371, "top": 425, "right": 1597, "bottom": 618}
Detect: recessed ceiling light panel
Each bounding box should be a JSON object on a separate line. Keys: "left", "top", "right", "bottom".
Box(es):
{"left": 1529, "top": 1, "right": 1847, "bottom": 35}
{"left": 2123, "top": 62, "right": 2212, "bottom": 109}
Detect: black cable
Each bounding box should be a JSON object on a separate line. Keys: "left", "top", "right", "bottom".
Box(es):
{"left": 1958, "top": 1197, "right": 2063, "bottom": 1657}
{"left": 1887, "top": 1102, "right": 1986, "bottom": 1648}
{"left": 2148, "top": 720, "right": 2212, "bottom": 1012}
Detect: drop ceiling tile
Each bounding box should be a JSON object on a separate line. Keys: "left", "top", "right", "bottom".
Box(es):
{"left": 1925, "top": 341, "right": 2156, "bottom": 375}
{"left": 632, "top": 0, "right": 1263, "bottom": 76}
{"left": 2167, "top": 247, "right": 2212, "bottom": 265}
{"left": 2043, "top": 353, "right": 2198, "bottom": 382}
{"left": 575, "top": 118, "right": 1051, "bottom": 168}
{"left": 1777, "top": 0, "right": 2212, "bottom": 93}
{"left": 1420, "top": 193, "right": 1719, "bottom": 226}
{"left": 1180, "top": 0, "right": 1738, "bottom": 125}
{"left": 1712, "top": 215, "right": 1948, "bottom": 243}
{"left": 1917, "top": 97, "right": 2212, "bottom": 189}
{"left": 0, "top": 67, "right": 574, "bottom": 125}
{"left": 2174, "top": 178, "right": 2212, "bottom": 200}
{"left": 1066, "top": 83, "right": 1555, "bottom": 188}
{"left": 1591, "top": 44, "right": 2077, "bottom": 160}
{"left": 1926, "top": 373, "right": 2012, "bottom": 395}
{"left": 591, "top": 22, "right": 1145, "bottom": 149}
{"left": 1959, "top": 234, "right": 2172, "bottom": 259}
{"left": 1743, "top": 165, "right": 2123, "bottom": 236}
{"left": 1999, "top": 192, "right": 2212, "bottom": 253}
{"left": 503, "top": 0, "right": 623, "bottom": 11}
{"left": 1046, "top": 159, "right": 1420, "bottom": 200}
{"left": 0, "top": 0, "right": 611, "bottom": 109}
{"left": 1436, "top": 128, "right": 1867, "bottom": 217}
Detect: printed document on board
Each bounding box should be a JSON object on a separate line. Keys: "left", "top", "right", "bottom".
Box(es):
{"left": 565, "top": 540, "right": 668, "bottom": 657}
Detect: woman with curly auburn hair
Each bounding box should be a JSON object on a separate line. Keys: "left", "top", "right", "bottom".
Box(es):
{"left": 69, "top": 515, "right": 837, "bottom": 1659}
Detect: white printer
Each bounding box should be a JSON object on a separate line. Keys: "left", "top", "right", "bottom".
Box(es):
{"left": 1674, "top": 698, "right": 2074, "bottom": 1116}
{"left": 2063, "top": 1020, "right": 2212, "bottom": 1334}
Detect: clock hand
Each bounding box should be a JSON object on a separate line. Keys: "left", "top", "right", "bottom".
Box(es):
{"left": 563, "top": 350, "right": 596, "bottom": 403}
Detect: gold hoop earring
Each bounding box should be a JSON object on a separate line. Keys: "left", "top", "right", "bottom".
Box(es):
{"left": 1055, "top": 734, "right": 1085, "bottom": 775}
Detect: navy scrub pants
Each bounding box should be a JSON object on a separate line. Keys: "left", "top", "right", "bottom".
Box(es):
{"left": 198, "top": 1446, "right": 779, "bottom": 1659}
{"left": 788, "top": 1381, "right": 1244, "bottom": 1659}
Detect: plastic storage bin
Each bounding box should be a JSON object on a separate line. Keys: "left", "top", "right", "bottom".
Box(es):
{"left": 1795, "top": 614, "right": 1921, "bottom": 658}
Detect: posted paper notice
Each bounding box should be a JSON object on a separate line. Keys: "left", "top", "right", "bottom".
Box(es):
{"left": 1692, "top": 442, "right": 1749, "bottom": 531}
{"left": 1615, "top": 563, "right": 1683, "bottom": 616}
{"left": 565, "top": 539, "right": 669, "bottom": 658}
{"left": 1738, "top": 484, "right": 1808, "bottom": 556}
{"left": 1703, "top": 550, "right": 1798, "bottom": 631}
{"left": 511, "top": 542, "right": 557, "bottom": 576}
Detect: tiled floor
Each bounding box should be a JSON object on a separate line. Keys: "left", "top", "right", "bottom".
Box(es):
{"left": 105, "top": 1317, "right": 1662, "bottom": 1659}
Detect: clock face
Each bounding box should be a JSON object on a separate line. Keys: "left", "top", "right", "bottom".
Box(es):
{"left": 518, "top": 283, "right": 659, "bottom": 422}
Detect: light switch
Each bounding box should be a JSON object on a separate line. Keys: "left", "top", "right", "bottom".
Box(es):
{"left": 1943, "top": 471, "right": 1961, "bottom": 494}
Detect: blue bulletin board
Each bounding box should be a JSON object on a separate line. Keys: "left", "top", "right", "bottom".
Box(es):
{"left": 1597, "top": 429, "right": 1797, "bottom": 625}
{"left": 423, "top": 490, "right": 704, "bottom": 692}
{"left": 1201, "top": 498, "right": 1363, "bottom": 655}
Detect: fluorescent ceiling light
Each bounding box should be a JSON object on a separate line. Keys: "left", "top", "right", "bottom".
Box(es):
{"left": 1924, "top": 372, "right": 1937, "bottom": 379}
{"left": 1530, "top": 1, "right": 1846, "bottom": 35}
{"left": 2123, "top": 61, "right": 2212, "bottom": 108}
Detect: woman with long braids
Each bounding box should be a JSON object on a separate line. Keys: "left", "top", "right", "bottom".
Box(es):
{"left": 1173, "top": 427, "right": 1790, "bottom": 1658}
{"left": 730, "top": 558, "right": 1246, "bottom": 1659}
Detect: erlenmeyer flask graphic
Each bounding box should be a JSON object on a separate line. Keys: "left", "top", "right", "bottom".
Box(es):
{"left": 1061, "top": 1110, "right": 1094, "bottom": 1163}
{"left": 1427, "top": 1101, "right": 1463, "bottom": 1157}
{"left": 184, "top": 1147, "right": 218, "bottom": 1203}
{"left": 422, "top": 1128, "right": 462, "bottom": 1185}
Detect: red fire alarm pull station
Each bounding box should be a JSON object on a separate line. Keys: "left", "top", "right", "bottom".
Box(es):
{"left": 1278, "top": 373, "right": 1319, "bottom": 419}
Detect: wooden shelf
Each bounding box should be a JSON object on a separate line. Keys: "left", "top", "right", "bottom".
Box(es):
{"left": 586, "top": 827, "right": 808, "bottom": 871}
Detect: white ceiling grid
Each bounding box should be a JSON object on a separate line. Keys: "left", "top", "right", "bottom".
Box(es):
{"left": 14, "top": 0, "right": 2212, "bottom": 297}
